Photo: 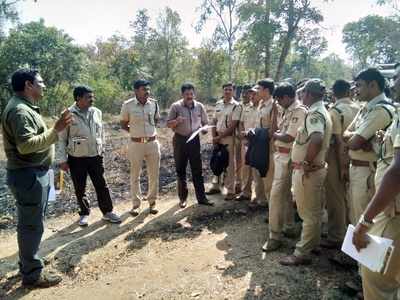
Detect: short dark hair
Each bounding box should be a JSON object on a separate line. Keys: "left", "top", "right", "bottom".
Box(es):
{"left": 222, "top": 82, "right": 234, "bottom": 89}
{"left": 257, "top": 78, "right": 275, "bottom": 95}
{"left": 181, "top": 82, "right": 195, "bottom": 94}
{"left": 73, "top": 85, "right": 93, "bottom": 101}
{"left": 11, "top": 68, "right": 39, "bottom": 92}
{"left": 332, "top": 79, "right": 351, "bottom": 99}
{"left": 355, "top": 68, "right": 385, "bottom": 92}
{"left": 133, "top": 79, "right": 150, "bottom": 90}
{"left": 273, "top": 83, "right": 296, "bottom": 99}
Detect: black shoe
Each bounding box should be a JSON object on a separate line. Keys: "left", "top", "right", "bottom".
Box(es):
{"left": 198, "top": 199, "right": 214, "bottom": 206}
{"left": 179, "top": 200, "right": 187, "bottom": 208}
{"left": 23, "top": 271, "right": 62, "bottom": 288}
{"left": 205, "top": 189, "right": 220, "bottom": 195}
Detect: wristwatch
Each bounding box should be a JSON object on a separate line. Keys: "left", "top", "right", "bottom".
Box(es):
{"left": 358, "top": 214, "right": 374, "bottom": 228}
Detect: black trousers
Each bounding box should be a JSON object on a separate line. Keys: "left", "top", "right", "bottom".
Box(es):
{"left": 68, "top": 155, "right": 113, "bottom": 216}
{"left": 173, "top": 133, "right": 206, "bottom": 202}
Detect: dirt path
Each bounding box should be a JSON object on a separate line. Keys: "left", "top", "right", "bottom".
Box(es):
{"left": 0, "top": 190, "right": 358, "bottom": 300}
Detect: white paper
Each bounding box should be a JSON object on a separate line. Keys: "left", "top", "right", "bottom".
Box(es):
{"left": 48, "top": 169, "right": 56, "bottom": 202}
{"left": 186, "top": 125, "right": 215, "bottom": 143}
{"left": 341, "top": 224, "right": 393, "bottom": 272}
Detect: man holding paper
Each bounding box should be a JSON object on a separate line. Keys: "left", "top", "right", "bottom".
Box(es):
{"left": 352, "top": 75, "right": 400, "bottom": 300}
{"left": 167, "top": 83, "right": 213, "bottom": 208}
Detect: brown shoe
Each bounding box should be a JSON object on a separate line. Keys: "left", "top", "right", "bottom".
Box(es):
{"left": 224, "top": 194, "right": 236, "bottom": 201}
{"left": 22, "top": 271, "right": 62, "bottom": 288}
{"left": 262, "top": 239, "right": 282, "bottom": 252}
{"left": 279, "top": 254, "right": 312, "bottom": 266}
{"left": 320, "top": 239, "right": 342, "bottom": 250}
{"left": 149, "top": 204, "right": 158, "bottom": 215}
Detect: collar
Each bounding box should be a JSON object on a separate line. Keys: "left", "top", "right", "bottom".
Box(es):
{"left": 222, "top": 97, "right": 235, "bottom": 105}
{"left": 69, "top": 103, "right": 93, "bottom": 115}
{"left": 179, "top": 99, "right": 196, "bottom": 109}
{"left": 259, "top": 97, "right": 272, "bottom": 108}
{"left": 14, "top": 95, "right": 41, "bottom": 112}
{"left": 367, "top": 93, "right": 387, "bottom": 109}
{"left": 335, "top": 97, "right": 352, "bottom": 105}
{"left": 287, "top": 100, "right": 301, "bottom": 112}
{"left": 309, "top": 100, "right": 324, "bottom": 111}
{"left": 135, "top": 97, "right": 150, "bottom": 106}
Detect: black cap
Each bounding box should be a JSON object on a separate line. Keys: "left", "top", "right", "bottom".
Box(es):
{"left": 133, "top": 79, "right": 150, "bottom": 90}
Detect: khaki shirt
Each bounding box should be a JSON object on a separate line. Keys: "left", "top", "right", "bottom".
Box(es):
{"left": 1, "top": 95, "right": 57, "bottom": 169}
{"left": 258, "top": 98, "right": 273, "bottom": 128}
{"left": 375, "top": 109, "right": 400, "bottom": 216}
{"left": 120, "top": 97, "right": 160, "bottom": 138}
{"left": 240, "top": 102, "right": 259, "bottom": 131}
{"left": 167, "top": 99, "right": 208, "bottom": 136}
{"left": 57, "top": 103, "right": 104, "bottom": 162}
{"left": 329, "top": 97, "right": 360, "bottom": 136}
{"left": 214, "top": 98, "right": 241, "bottom": 134}
{"left": 347, "top": 93, "right": 394, "bottom": 162}
{"left": 274, "top": 100, "right": 307, "bottom": 149}
{"left": 291, "top": 100, "right": 332, "bottom": 163}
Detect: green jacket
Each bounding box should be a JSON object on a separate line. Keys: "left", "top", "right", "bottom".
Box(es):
{"left": 1, "top": 95, "right": 58, "bottom": 169}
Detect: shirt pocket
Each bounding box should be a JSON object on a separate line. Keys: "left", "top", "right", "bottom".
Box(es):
{"left": 72, "top": 137, "right": 89, "bottom": 157}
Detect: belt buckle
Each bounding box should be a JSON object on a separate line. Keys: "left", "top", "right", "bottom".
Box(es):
{"left": 143, "top": 137, "right": 150, "bottom": 143}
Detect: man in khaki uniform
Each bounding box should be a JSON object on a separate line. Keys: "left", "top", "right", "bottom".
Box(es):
{"left": 280, "top": 79, "right": 332, "bottom": 266}
{"left": 207, "top": 83, "right": 242, "bottom": 200}
{"left": 256, "top": 78, "right": 275, "bottom": 203}
{"left": 262, "top": 83, "right": 307, "bottom": 252}
{"left": 120, "top": 79, "right": 160, "bottom": 216}
{"left": 352, "top": 76, "right": 400, "bottom": 299}
{"left": 322, "top": 80, "right": 360, "bottom": 249}
{"left": 236, "top": 86, "right": 265, "bottom": 202}
{"left": 344, "top": 68, "right": 395, "bottom": 226}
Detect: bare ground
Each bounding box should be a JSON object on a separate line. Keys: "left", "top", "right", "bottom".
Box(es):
{"left": 0, "top": 115, "right": 359, "bottom": 300}
{"left": 0, "top": 190, "right": 359, "bottom": 300}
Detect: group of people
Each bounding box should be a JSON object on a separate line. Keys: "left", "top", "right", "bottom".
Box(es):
{"left": 2, "top": 67, "right": 400, "bottom": 299}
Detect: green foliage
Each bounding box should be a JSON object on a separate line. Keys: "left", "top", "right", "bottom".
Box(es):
{"left": 195, "top": 40, "right": 227, "bottom": 101}
{"left": 0, "top": 20, "right": 85, "bottom": 114}
{"left": 343, "top": 15, "right": 400, "bottom": 69}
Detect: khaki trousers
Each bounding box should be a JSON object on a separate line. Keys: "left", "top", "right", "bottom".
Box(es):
{"left": 349, "top": 164, "right": 375, "bottom": 225}
{"left": 211, "top": 137, "right": 236, "bottom": 194}
{"left": 324, "top": 148, "right": 347, "bottom": 242}
{"left": 241, "top": 143, "right": 264, "bottom": 200}
{"left": 361, "top": 214, "right": 400, "bottom": 300}
{"left": 128, "top": 140, "right": 160, "bottom": 208}
{"left": 262, "top": 150, "right": 274, "bottom": 202}
{"left": 293, "top": 167, "right": 327, "bottom": 257}
{"left": 269, "top": 152, "right": 295, "bottom": 240}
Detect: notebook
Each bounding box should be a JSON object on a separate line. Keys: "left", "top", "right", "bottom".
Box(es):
{"left": 342, "top": 224, "right": 394, "bottom": 273}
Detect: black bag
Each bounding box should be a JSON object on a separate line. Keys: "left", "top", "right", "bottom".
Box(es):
{"left": 210, "top": 144, "right": 229, "bottom": 176}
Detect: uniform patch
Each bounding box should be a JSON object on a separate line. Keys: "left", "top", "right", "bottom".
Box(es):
{"left": 310, "top": 117, "right": 319, "bottom": 124}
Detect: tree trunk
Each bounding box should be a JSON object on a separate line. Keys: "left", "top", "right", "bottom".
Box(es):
{"left": 274, "top": 33, "right": 292, "bottom": 81}
{"left": 264, "top": 0, "right": 272, "bottom": 77}
{"left": 228, "top": 40, "right": 233, "bottom": 81}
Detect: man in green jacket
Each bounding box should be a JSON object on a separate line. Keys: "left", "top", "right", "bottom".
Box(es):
{"left": 2, "top": 69, "right": 72, "bottom": 287}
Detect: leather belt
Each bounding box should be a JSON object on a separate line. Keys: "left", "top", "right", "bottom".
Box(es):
{"left": 277, "top": 147, "right": 290, "bottom": 154}
{"left": 351, "top": 159, "right": 371, "bottom": 167}
{"left": 131, "top": 136, "right": 156, "bottom": 143}
{"left": 292, "top": 161, "right": 325, "bottom": 171}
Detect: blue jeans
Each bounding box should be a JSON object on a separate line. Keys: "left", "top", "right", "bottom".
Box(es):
{"left": 7, "top": 167, "right": 50, "bottom": 284}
